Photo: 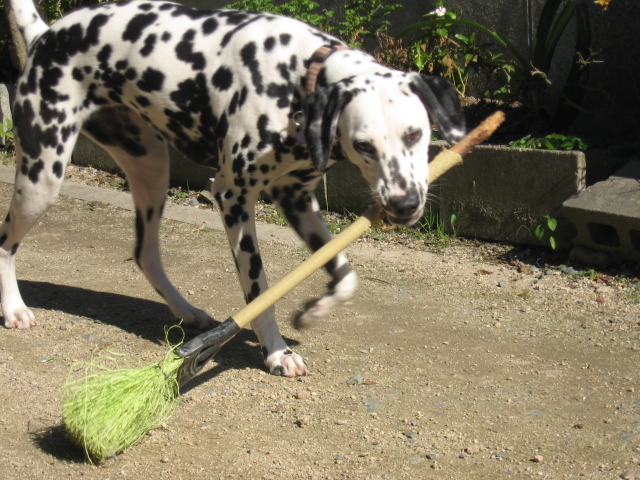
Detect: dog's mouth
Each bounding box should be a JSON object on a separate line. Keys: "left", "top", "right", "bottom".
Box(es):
{"left": 380, "top": 193, "right": 424, "bottom": 227}
{"left": 385, "top": 211, "right": 423, "bottom": 227}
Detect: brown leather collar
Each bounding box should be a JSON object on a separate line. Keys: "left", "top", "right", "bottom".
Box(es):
{"left": 306, "top": 45, "right": 349, "bottom": 94}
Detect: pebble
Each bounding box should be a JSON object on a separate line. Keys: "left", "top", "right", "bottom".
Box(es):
{"left": 425, "top": 454, "right": 437, "bottom": 460}
{"left": 497, "top": 281, "right": 506, "bottom": 288}
{"left": 402, "top": 431, "right": 418, "bottom": 439}
{"left": 620, "top": 470, "right": 639, "bottom": 479}
{"left": 562, "top": 266, "right": 577, "bottom": 275}
{"left": 531, "top": 455, "right": 544, "bottom": 463}
{"left": 346, "top": 375, "right": 364, "bottom": 385}
{"left": 465, "top": 445, "right": 480, "bottom": 455}
{"left": 188, "top": 199, "right": 199, "bottom": 207}
{"left": 294, "top": 391, "right": 308, "bottom": 400}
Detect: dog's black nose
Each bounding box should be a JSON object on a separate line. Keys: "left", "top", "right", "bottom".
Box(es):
{"left": 388, "top": 195, "right": 420, "bottom": 219}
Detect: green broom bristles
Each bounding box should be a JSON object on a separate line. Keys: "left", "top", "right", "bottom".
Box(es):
{"left": 62, "top": 328, "right": 185, "bottom": 462}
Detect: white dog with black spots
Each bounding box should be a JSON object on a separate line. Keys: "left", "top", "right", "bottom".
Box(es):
{"left": 2, "top": 0, "right": 465, "bottom": 376}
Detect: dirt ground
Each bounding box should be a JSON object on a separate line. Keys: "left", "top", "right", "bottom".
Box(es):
{"left": 0, "top": 168, "right": 638, "bottom": 480}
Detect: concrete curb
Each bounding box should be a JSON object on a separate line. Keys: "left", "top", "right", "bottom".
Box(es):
{"left": 0, "top": 165, "right": 305, "bottom": 248}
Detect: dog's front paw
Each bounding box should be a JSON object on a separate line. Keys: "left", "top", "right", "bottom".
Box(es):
{"left": 293, "top": 271, "right": 357, "bottom": 330}
{"left": 3, "top": 307, "right": 36, "bottom": 329}
{"left": 264, "top": 348, "right": 308, "bottom": 377}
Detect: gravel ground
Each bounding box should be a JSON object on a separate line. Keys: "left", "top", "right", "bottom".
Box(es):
{"left": 0, "top": 165, "right": 638, "bottom": 479}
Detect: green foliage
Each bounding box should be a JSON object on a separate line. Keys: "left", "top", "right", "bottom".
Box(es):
{"left": 0, "top": 118, "right": 14, "bottom": 149}
{"left": 508, "top": 134, "right": 589, "bottom": 151}
{"left": 338, "top": 0, "right": 402, "bottom": 48}
{"left": 397, "top": 0, "right": 593, "bottom": 131}
{"left": 400, "top": 3, "right": 516, "bottom": 98}
{"left": 225, "top": 0, "right": 333, "bottom": 32}
{"left": 534, "top": 214, "right": 574, "bottom": 250}
{"left": 226, "top": 0, "right": 400, "bottom": 47}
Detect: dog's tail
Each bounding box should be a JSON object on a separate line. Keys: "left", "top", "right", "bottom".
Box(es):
{"left": 7, "top": 0, "right": 48, "bottom": 47}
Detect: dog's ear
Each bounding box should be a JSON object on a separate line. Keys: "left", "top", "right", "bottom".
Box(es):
{"left": 410, "top": 73, "right": 466, "bottom": 145}
{"left": 303, "top": 85, "right": 353, "bottom": 172}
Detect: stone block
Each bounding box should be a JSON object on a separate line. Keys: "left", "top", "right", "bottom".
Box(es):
{"left": 563, "top": 160, "right": 640, "bottom": 262}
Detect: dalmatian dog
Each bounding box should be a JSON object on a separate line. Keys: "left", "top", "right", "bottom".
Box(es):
{"left": 2, "top": 0, "right": 465, "bottom": 376}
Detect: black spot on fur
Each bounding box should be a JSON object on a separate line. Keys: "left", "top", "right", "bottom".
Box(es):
{"left": 27, "top": 160, "right": 45, "bottom": 184}
{"left": 264, "top": 36, "right": 276, "bottom": 51}
{"left": 10, "top": 243, "right": 19, "bottom": 255}
{"left": 240, "top": 42, "right": 263, "bottom": 94}
{"left": 0, "top": 234, "right": 7, "bottom": 248}
{"left": 202, "top": 17, "right": 218, "bottom": 35}
{"left": 122, "top": 13, "right": 158, "bottom": 43}
{"left": 137, "top": 67, "right": 165, "bottom": 92}
{"left": 170, "top": 6, "right": 212, "bottom": 20}
{"left": 52, "top": 161, "right": 63, "bottom": 178}
{"left": 140, "top": 33, "right": 157, "bottom": 56}
{"left": 280, "top": 33, "right": 291, "bottom": 46}
{"left": 239, "top": 234, "right": 255, "bottom": 253}
{"left": 212, "top": 66, "right": 233, "bottom": 91}
{"left": 175, "top": 30, "right": 206, "bottom": 70}
{"left": 249, "top": 254, "right": 262, "bottom": 280}
{"left": 13, "top": 100, "right": 59, "bottom": 160}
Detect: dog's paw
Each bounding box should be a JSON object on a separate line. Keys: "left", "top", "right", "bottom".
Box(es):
{"left": 293, "top": 270, "right": 357, "bottom": 330}
{"left": 3, "top": 307, "right": 36, "bottom": 329}
{"left": 264, "top": 348, "right": 308, "bottom": 377}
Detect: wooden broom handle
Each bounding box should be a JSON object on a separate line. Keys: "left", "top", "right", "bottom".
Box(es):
{"left": 232, "top": 111, "right": 505, "bottom": 329}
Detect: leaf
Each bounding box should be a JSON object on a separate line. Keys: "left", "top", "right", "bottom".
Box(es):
{"left": 546, "top": 217, "right": 558, "bottom": 231}
{"left": 515, "top": 289, "right": 530, "bottom": 297}
{"left": 476, "top": 269, "right": 493, "bottom": 275}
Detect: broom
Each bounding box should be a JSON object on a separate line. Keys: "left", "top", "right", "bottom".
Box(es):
{"left": 62, "top": 111, "right": 505, "bottom": 462}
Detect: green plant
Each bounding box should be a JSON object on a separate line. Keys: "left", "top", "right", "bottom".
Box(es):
{"left": 534, "top": 214, "right": 575, "bottom": 250}
{"left": 338, "top": 0, "right": 402, "bottom": 48}
{"left": 405, "top": 4, "right": 515, "bottom": 98}
{"left": 397, "top": 0, "right": 593, "bottom": 131}
{"left": 508, "top": 134, "right": 589, "bottom": 150}
{"left": 535, "top": 215, "right": 559, "bottom": 250}
{"left": 225, "top": 0, "right": 333, "bottom": 32}
{"left": 0, "top": 118, "right": 14, "bottom": 149}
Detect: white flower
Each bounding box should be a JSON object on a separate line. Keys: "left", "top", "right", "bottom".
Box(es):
{"left": 433, "top": 6, "right": 446, "bottom": 16}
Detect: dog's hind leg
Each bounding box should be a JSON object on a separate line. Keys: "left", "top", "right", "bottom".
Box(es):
{"left": 83, "top": 107, "right": 214, "bottom": 330}
{"left": 0, "top": 107, "right": 81, "bottom": 328}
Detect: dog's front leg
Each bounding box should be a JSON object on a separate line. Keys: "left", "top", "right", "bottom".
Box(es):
{"left": 214, "top": 186, "right": 308, "bottom": 377}
{"left": 270, "top": 186, "right": 358, "bottom": 329}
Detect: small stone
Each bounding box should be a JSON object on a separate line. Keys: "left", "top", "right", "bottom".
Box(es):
{"left": 425, "top": 454, "right": 437, "bottom": 460}
{"left": 531, "top": 455, "right": 544, "bottom": 463}
{"left": 562, "top": 266, "right": 577, "bottom": 275}
{"left": 497, "top": 280, "right": 506, "bottom": 288}
{"left": 346, "top": 375, "right": 363, "bottom": 385}
{"left": 188, "top": 199, "right": 199, "bottom": 207}
{"left": 465, "top": 445, "right": 480, "bottom": 455}
{"left": 160, "top": 457, "right": 170, "bottom": 463}
{"left": 294, "top": 391, "right": 308, "bottom": 400}
{"left": 402, "top": 431, "right": 418, "bottom": 439}
{"left": 620, "top": 470, "right": 638, "bottom": 479}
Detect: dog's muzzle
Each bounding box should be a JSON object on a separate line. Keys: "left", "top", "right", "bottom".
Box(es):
{"left": 385, "top": 195, "right": 423, "bottom": 226}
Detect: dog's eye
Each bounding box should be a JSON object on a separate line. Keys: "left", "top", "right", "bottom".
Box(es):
{"left": 404, "top": 129, "right": 423, "bottom": 146}
{"left": 354, "top": 141, "right": 376, "bottom": 155}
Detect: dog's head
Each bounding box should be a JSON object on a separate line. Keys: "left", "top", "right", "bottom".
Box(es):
{"left": 303, "top": 71, "right": 465, "bottom": 226}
